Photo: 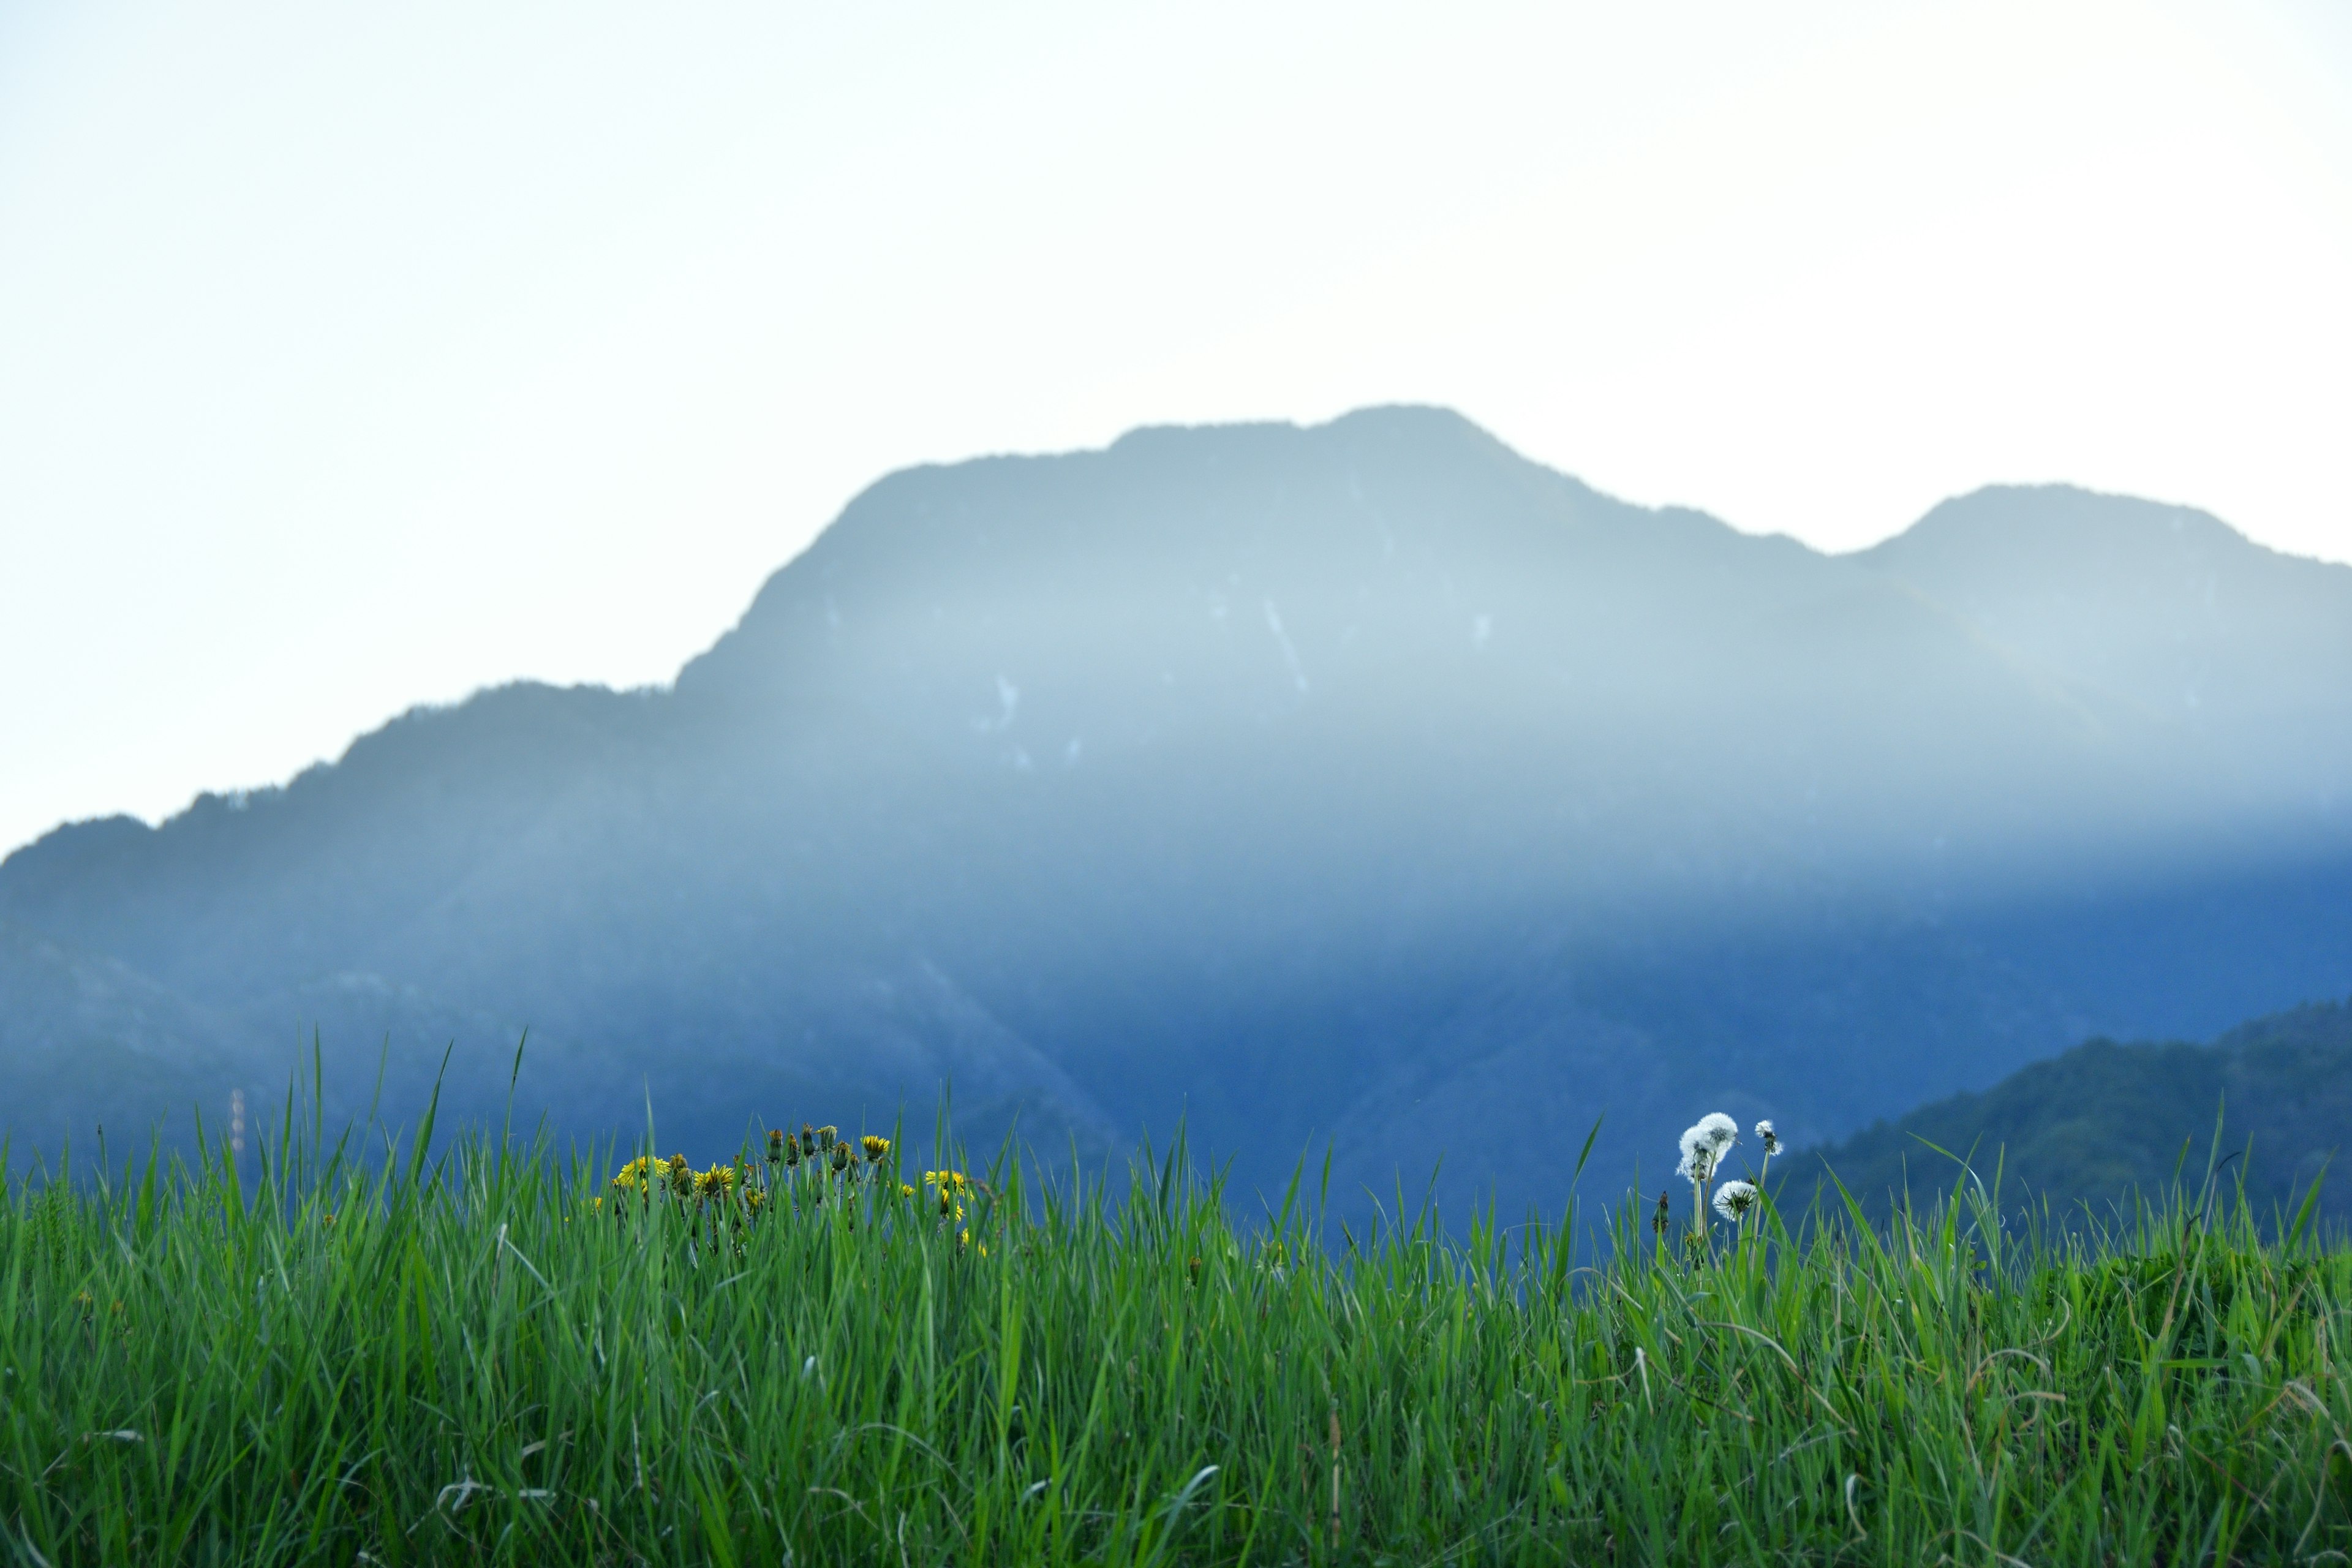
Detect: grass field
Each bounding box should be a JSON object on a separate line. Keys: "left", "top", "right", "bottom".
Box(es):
{"left": 9, "top": 1090, "right": 2352, "bottom": 1565}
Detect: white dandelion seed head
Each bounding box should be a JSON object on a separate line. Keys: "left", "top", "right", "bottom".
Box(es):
{"left": 1755, "top": 1118, "right": 1781, "bottom": 1154}
{"left": 1675, "top": 1114, "right": 1739, "bottom": 1180}
{"left": 1713, "top": 1180, "right": 1758, "bottom": 1221}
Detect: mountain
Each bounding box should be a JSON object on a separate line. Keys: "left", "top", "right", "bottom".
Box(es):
{"left": 0, "top": 920, "right": 265, "bottom": 1169}
{"left": 1809, "top": 1000, "right": 2352, "bottom": 1224}
{"left": 4, "top": 407, "right": 2351, "bottom": 1215}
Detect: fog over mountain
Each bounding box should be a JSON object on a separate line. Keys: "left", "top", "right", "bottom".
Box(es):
{"left": 5, "top": 407, "right": 2350, "bottom": 1215}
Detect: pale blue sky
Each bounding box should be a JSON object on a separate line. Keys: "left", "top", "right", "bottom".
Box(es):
{"left": 3, "top": 1, "right": 2348, "bottom": 856}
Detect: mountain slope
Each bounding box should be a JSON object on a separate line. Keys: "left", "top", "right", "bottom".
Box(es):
{"left": 4, "top": 407, "right": 2350, "bottom": 1212}
{"left": 1811, "top": 1000, "right": 2352, "bottom": 1223}
{"left": 0, "top": 921, "right": 263, "bottom": 1165}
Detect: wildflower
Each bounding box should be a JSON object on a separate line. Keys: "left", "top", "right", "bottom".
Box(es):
{"left": 695, "top": 1166, "right": 735, "bottom": 1202}
{"left": 783, "top": 1135, "right": 802, "bottom": 1169}
{"left": 1676, "top": 1113, "right": 1739, "bottom": 1253}
{"left": 1754, "top": 1118, "right": 1782, "bottom": 1193}
{"left": 767, "top": 1129, "right": 786, "bottom": 1164}
{"left": 899, "top": 1183, "right": 916, "bottom": 1199}
{"left": 829, "top": 1142, "right": 851, "bottom": 1174}
{"left": 816, "top": 1125, "right": 839, "bottom": 1151}
{"left": 862, "top": 1135, "right": 889, "bottom": 1164}
{"left": 1652, "top": 1191, "right": 1670, "bottom": 1238}
{"left": 1675, "top": 1114, "right": 1738, "bottom": 1183}
{"left": 745, "top": 1187, "right": 767, "bottom": 1216}
{"left": 1712, "top": 1180, "right": 1758, "bottom": 1223}
{"left": 801, "top": 1121, "right": 816, "bottom": 1152}
{"left": 611, "top": 1155, "right": 659, "bottom": 1194}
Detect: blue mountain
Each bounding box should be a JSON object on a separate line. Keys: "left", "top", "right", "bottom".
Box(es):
{"left": 5, "top": 408, "right": 2350, "bottom": 1215}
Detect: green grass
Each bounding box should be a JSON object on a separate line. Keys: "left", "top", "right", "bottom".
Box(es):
{"left": 10, "top": 1098, "right": 2352, "bottom": 1566}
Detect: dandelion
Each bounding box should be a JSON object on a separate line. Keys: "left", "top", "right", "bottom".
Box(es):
{"left": 1755, "top": 1120, "right": 1779, "bottom": 1157}
{"left": 829, "top": 1142, "right": 851, "bottom": 1174}
{"left": 766, "top": 1129, "right": 785, "bottom": 1165}
{"left": 899, "top": 1183, "right": 916, "bottom": 1199}
{"left": 1651, "top": 1191, "right": 1671, "bottom": 1240}
{"left": 816, "top": 1125, "right": 839, "bottom": 1151}
{"left": 1713, "top": 1180, "right": 1758, "bottom": 1223}
{"left": 862, "top": 1135, "right": 889, "bottom": 1164}
{"left": 611, "top": 1155, "right": 661, "bottom": 1198}
{"left": 1675, "top": 1114, "right": 1738, "bottom": 1183}
{"left": 921, "top": 1169, "right": 971, "bottom": 1223}
{"left": 1676, "top": 1114, "right": 1738, "bottom": 1251}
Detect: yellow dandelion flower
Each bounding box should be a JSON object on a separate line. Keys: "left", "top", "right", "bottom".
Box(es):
{"left": 861, "top": 1134, "right": 889, "bottom": 1163}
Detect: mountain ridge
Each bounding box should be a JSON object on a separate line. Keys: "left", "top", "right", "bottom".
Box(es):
{"left": 6, "top": 407, "right": 2350, "bottom": 1213}
{"left": 1809, "top": 997, "right": 2352, "bottom": 1223}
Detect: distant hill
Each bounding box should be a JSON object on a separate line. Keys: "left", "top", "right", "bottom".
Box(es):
{"left": 0, "top": 921, "right": 265, "bottom": 1170}
{"left": 4, "top": 408, "right": 2351, "bottom": 1214}
{"left": 1810, "top": 1000, "right": 2352, "bottom": 1223}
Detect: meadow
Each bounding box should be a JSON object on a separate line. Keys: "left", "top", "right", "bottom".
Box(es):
{"left": 8, "top": 1087, "right": 2351, "bottom": 1566}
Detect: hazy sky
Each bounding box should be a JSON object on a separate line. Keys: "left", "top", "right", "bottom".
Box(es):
{"left": 3, "top": 1, "right": 2349, "bottom": 858}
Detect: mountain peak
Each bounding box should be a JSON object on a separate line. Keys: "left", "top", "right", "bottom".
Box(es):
{"left": 1857, "top": 484, "right": 2352, "bottom": 740}
{"left": 1863, "top": 484, "right": 2258, "bottom": 579}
